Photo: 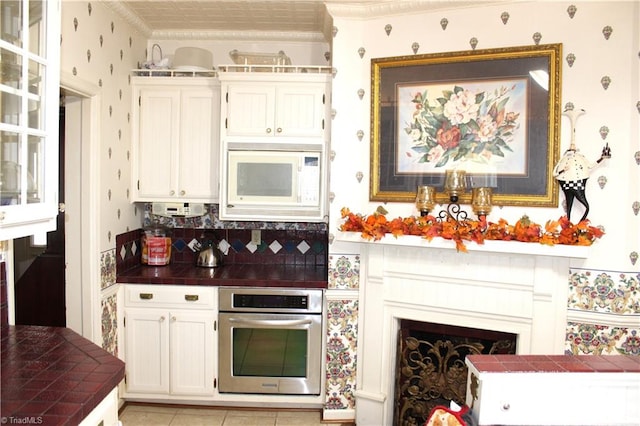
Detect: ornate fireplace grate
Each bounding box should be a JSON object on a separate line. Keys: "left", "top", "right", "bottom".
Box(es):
{"left": 394, "top": 320, "right": 517, "bottom": 426}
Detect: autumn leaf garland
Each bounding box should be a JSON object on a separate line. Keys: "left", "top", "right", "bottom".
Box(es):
{"left": 339, "top": 207, "right": 604, "bottom": 252}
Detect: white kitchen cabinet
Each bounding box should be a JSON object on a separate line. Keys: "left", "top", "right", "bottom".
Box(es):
{"left": 131, "top": 77, "right": 220, "bottom": 202}
{"left": 170, "top": 310, "right": 216, "bottom": 395}
{"left": 0, "top": 0, "right": 61, "bottom": 239}
{"left": 123, "top": 285, "right": 216, "bottom": 399}
{"left": 220, "top": 73, "right": 330, "bottom": 140}
{"left": 123, "top": 307, "right": 170, "bottom": 394}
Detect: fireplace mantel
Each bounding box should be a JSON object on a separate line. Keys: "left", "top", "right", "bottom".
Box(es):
{"left": 335, "top": 231, "right": 591, "bottom": 259}
{"left": 336, "top": 231, "right": 591, "bottom": 425}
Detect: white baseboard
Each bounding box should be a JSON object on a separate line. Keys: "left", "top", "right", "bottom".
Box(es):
{"left": 323, "top": 408, "right": 356, "bottom": 422}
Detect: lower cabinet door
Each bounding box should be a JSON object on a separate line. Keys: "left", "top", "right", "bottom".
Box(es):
{"left": 125, "top": 309, "right": 170, "bottom": 394}
{"left": 169, "top": 310, "right": 216, "bottom": 396}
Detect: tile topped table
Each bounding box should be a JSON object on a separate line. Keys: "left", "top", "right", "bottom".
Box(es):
{"left": 465, "top": 354, "right": 640, "bottom": 425}
{"left": 1, "top": 325, "right": 125, "bottom": 425}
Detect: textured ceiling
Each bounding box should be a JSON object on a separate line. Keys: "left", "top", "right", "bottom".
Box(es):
{"left": 113, "top": 1, "right": 490, "bottom": 40}
{"left": 120, "top": 0, "right": 331, "bottom": 34}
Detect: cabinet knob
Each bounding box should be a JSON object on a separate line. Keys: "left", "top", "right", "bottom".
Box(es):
{"left": 171, "top": 316, "right": 177, "bottom": 322}
{"left": 180, "top": 190, "right": 186, "bottom": 196}
{"left": 160, "top": 316, "right": 165, "bottom": 322}
{"left": 501, "top": 402, "right": 510, "bottom": 411}
{"left": 170, "top": 190, "right": 175, "bottom": 196}
{"left": 266, "top": 128, "right": 272, "bottom": 134}
{"left": 276, "top": 127, "right": 282, "bottom": 133}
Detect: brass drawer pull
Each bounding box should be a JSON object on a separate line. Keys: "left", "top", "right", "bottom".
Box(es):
{"left": 139, "top": 293, "right": 153, "bottom": 300}
{"left": 185, "top": 294, "right": 199, "bottom": 302}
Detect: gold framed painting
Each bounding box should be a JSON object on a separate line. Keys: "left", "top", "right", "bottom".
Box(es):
{"left": 370, "top": 43, "right": 562, "bottom": 207}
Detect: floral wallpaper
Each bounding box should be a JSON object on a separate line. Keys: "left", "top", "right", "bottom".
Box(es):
{"left": 100, "top": 249, "right": 117, "bottom": 290}
{"left": 101, "top": 292, "right": 118, "bottom": 356}
{"left": 566, "top": 268, "right": 639, "bottom": 355}
{"left": 325, "top": 298, "right": 358, "bottom": 412}
{"left": 324, "top": 254, "right": 360, "bottom": 414}
{"left": 566, "top": 322, "right": 638, "bottom": 356}
{"left": 568, "top": 270, "right": 639, "bottom": 314}
{"left": 328, "top": 255, "right": 360, "bottom": 290}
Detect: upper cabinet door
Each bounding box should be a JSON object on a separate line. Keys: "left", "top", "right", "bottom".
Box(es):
{"left": 178, "top": 86, "right": 220, "bottom": 200}
{"left": 224, "top": 82, "right": 326, "bottom": 138}
{"left": 136, "top": 88, "right": 181, "bottom": 200}
{"left": 275, "top": 84, "right": 326, "bottom": 138}
{"left": 131, "top": 78, "right": 221, "bottom": 203}
{"left": 224, "top": 84, "right": 275, "bottom": 137}
{"left": 0, "top": 0, "right": 61, "bottom": 240}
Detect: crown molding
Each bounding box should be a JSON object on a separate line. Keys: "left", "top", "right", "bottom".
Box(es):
{"left": 100, "top": 0, "right": 152, "bottom": 37}
{"left": 325, "top": 0, "right": 510, "bottom": 19}
{"left": 100, "top": 0, "right": 328, "bottom": 43}
{"left": 150, "top": 30, "right": 328, "bottom": 43}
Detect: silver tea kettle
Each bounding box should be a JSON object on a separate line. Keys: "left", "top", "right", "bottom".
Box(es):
{"left": 196, "top": 239, "right": 224, "bottom": 268}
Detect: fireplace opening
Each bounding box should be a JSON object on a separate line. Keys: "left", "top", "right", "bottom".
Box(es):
{"left": 394, "top": 319, "right": 517, "bottom": 426}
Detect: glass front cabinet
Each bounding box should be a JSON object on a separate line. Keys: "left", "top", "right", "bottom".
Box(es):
{"left": 0, "top": 0, "right": 61, "bottom": 240}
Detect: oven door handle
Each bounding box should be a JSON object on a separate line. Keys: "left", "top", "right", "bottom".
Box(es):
{"left": 227, "top": 318, "right": 314, "bottom": 327}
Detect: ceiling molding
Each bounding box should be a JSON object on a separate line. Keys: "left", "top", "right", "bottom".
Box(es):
{"left": 325, "top": 0, "right": 510, "bottom": 19}
{"left": 149, "top": 30, "right": 328, "bottom": 43}
{"left": 101, "top": 0, "right": 152, "bottom": 37}
{"left": 102, "top": 0, "right": 330, "bottom": 43}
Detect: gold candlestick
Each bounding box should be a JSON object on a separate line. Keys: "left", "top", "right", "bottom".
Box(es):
{"left": 471, "top": 187, "right": 493, "bottom": 216}
{"left": 444, "top": 169, "right": 466, "bottom": 202}
{"left": 415, "top": 185, "right": 435, "bottom": 216}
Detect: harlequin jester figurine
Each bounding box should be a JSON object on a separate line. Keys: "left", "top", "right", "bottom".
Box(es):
{"left": 553, "top": 107, "right": 611, "bottom": 222}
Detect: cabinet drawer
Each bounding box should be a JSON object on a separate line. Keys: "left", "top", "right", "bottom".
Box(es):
{"left": 124, "top": 285, "right": 215, "bottom": 309}
{"left": 466, "top": 368, "right": 640, "bottom": 425}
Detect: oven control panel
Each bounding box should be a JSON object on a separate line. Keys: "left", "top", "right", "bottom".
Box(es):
{"left": 219, "top": 288, "right": 323, "bottom": 314}
{"left": 233, "top": 294, "right": 308, "bottom": 310}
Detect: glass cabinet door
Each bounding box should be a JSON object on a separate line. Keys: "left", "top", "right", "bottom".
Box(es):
{"left": 0, "top": 0, "right": 60, "bottom": 240}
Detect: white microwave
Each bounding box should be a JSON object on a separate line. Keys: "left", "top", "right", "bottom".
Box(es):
{"left": 221, "top": 143, "right": 325, "bottom": 222}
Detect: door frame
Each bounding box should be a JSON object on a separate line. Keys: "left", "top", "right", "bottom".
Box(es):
{"left": 60, "top": 71, "right": 102, "bottom": 343}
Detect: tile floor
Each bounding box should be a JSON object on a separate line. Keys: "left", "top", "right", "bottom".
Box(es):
{"left": 119, "top": 404, "right": 350, "bottom": 426}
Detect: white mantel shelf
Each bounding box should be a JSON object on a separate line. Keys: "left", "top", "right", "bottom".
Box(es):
{"left": 335, "top": 231, "right": 591, "bottom": 259}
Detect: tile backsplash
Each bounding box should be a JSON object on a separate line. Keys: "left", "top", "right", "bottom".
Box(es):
{"left": 116, "top": 227, "right": 328, "bottom": 274}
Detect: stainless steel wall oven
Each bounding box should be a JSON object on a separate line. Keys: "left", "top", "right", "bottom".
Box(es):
{"left": 218, "top": 287, "right": 324, "bottom": 395}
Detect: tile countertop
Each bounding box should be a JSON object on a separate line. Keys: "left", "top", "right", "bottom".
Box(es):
{"left": 116, "top": 263, "right": 328, "bottom": 289}
{"left": 466, "top": 354, "right": 640, "bottom": 373}
{"left": 1, "top": 325, "right": 125, "bottom": 425}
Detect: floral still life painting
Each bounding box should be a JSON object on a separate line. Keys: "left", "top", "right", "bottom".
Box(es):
{"left": 397, "top": 79, "right": 528, "bottom": 175}
{"left": 370, "top": 44, "right": 562, "bottom": 206}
